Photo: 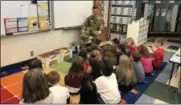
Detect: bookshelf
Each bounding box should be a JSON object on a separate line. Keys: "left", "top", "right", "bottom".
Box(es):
{"left": 109, "top": 0, "right": 136, "bottom": 41}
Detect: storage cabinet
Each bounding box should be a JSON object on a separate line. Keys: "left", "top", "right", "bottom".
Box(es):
{"left": 126, "top": 18, "right": 149, "bottom": 46}
{"left": 108, "top": 0, "right": 136, "bottom": 40}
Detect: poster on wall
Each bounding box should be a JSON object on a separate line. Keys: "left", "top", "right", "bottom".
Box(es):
{"left": 39, "top": 18, "right": 49, "bottom": 30}
{"left": 4, "top": 18, "right": 18, "bottom": 34}
{"left": 28, "top": 17, "right": 39, "bottom": 32}
{"left": 37, "top": 1, "right": 49, "bottom": 18}
{"left": 37, "top": 1, "right": 49, "bottom": 30}
{"left": 17, "top": 18, "right": 28, "bottom": 32}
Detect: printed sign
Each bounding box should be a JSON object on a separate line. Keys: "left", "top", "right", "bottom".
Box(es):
{"left": 37, "top": 1, "right": 49, "bottom": 19}
{"left": 28, "top": 17, "right": 39, "bottom": 32}
{"left": 17, "top": 18, "right": 28, "bottom": 32}
{"left": 39, "top": 18, "right": 49, "bottom": 30}
{"left": 4, "top": 18, "right": 18, "bottom": 34}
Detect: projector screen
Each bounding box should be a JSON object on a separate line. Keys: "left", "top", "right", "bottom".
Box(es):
{"left": 53, "top": 1, "right": 93, "bottom": 29}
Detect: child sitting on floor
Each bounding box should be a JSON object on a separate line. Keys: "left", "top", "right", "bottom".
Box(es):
{"left": 102, "top": 44, "right": 117, "bottom": 67}
{"left": 20, "top": 68, "right": 53, "bottom": 104}
{"left": 112, "top": 38, "right": 120, "bottom": 47}
{"left": 80, "top": 74, "right": 98, "bottom": 104}
{"left": 116, "top": 55, "right": 137, "bottom": 93}
{"left": 21, "top": 59, "right": 42, "bottom": 71}
{"left": 103, "top": 51, "right": 117, "bottom": 67}
{"left": 115, "top": 44, "right": 125, "bottom": 65}
{"left": 126, "top": 38, "right": 138, "bottom": 57}
{"left": 95, "top": 60, "right": 121, "bottom": 104}
{"left": 139, "top": 44, "right": 153, "bottom": 76}
{"left": 29, "top": 59, "right": 46, "bottom": 76}
{"left": 29, "top": 59, "right": 43, "bottom": 70}
{"left": 131, "top": 52, "right": 145, "bottom": 83}
{"left": 64, "top": 56, "right": 84, "bottom": 94}
{"left": 89, "top": 50, "right": 103, "bottom": 80}
{"left": 79, "top": 48, "right": 92, "bottom": 73}
{"left": 47, "top": 71, "right": 70, "bottom": 104}
{"left": 149, "top": 38, "right": 165, "bottom": 70}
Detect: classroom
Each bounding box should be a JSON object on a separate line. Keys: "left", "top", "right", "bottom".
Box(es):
{"left": 0, "top": 0, "right": 180, "bottom": 104}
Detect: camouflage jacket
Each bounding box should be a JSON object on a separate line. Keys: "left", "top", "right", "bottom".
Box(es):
{"left": 81, "top": 15, "right": 104, "bottom": 44}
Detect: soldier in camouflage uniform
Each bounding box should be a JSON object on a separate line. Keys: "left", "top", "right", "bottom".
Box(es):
{"left": 81, "top": 6, "right": 104, "bottom": 47}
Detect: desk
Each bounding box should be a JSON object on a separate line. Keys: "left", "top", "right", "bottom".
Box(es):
{"left": 169, "top": 48, "right": 180, "bottom": 85}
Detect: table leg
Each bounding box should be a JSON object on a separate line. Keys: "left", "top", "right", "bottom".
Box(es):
{"left": 168, "top": 63, "right": 175, "bottom": 85}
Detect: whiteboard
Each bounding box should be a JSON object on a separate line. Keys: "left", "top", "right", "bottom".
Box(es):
{"left": 53, "top": 1, "right": 93, "bottom": 28}
{"left": 1, "top": 1, "right": 37, "bottom": 36}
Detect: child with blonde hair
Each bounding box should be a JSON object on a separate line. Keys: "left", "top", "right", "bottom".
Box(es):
{"left": 116, "top": 55, "right": 137, "bottom": 93}
{"left": 126, "top": 38, "right": 138, "bottom": 56}
{"left": 91, "top": 49, "right": 102, "bottom": 61}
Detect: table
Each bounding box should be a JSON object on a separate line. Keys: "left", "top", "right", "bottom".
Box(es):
{"left": 169, "top": 48, "right": 180, "bottom": 85}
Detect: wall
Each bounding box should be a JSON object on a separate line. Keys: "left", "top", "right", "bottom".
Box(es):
{"left": 1, "top": 29, "right": 81, "bottom": 67}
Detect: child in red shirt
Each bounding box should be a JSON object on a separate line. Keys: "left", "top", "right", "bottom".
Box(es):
{"left": 126, "top": 38, "right": 138, "bottom": 56}
{"left": 149, "top": 38, "right": 165, "bottom": 69}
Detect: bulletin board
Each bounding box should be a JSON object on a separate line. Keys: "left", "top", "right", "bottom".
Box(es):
{"left": 1, "top": 0, "right": 50, "bottom": 37}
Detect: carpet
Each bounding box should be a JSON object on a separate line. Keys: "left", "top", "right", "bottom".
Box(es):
{"left": 121, "top": 62, "right": 168, "bottom": 104}
{"left": 0, "top": 72, "right": 24, "bottom": 104}
{"left": 0, "top": 68, "right": 22, "bottom": 78}
{"left": 50, "top": 61, "right": 71, "bottom": 74}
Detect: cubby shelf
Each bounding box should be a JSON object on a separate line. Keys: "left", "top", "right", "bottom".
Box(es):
{"left": 126, "top": 18, "right": 149, "bottom": 46}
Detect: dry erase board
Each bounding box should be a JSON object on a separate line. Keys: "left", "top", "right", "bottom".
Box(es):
{"left": 52, "top": 1, "right": 93, "bottom": 29}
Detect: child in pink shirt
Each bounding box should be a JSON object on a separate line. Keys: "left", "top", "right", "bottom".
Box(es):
{"left": 126, "top": 38, "right": 138, "bottom": 57}
{"left": 139, "top": 44, "right": 153, "bottom": 76}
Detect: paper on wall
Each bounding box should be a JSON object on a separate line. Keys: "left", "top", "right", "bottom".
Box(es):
{"left": 18, "top": 18, "right": 28, "bottom": 27}
{"left": 4, "top": 18, "right": 17, "bottom": 29}
{"left": 6, "top": 28, "right": 18, "bottom": 33}
{"left": 28, "top": 4, "right": 38, "bottom": 17}
{"left": 28, "top": 17, "right": 39, "bottom": 32}
{"left": 17, "top": 18, "right": 28, "bottom": 32}
{"left": 20, "top": 4, "right": 29, "bottom": 17}
{"left": 39, "top": 18, "right": 49, "bottom": 30}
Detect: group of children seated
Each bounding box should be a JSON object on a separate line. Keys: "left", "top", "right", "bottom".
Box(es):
{"left": 20, "top": 37, "right": 165, "bottom": 104}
